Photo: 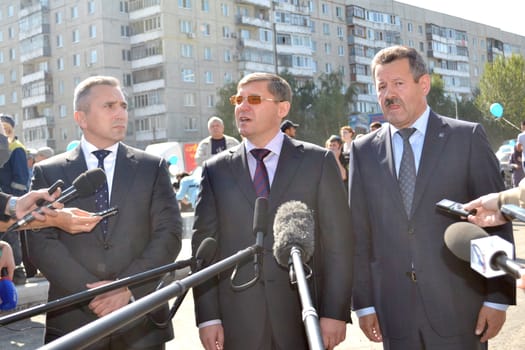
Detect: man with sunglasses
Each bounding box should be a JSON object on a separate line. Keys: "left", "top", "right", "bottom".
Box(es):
{"left": 192, "top": 72, "right": 353, "bottom": 350}
{"left": 195, "top": 116, "right": 240, "bottom": 166}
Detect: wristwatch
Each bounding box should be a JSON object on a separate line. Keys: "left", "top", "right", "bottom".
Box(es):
{"left": 7, "top": 196, "right": 17, "bottom": 218}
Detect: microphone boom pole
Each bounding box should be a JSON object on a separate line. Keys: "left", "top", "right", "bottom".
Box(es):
{"left": 40, "top": 244, "right": 260, "bottom": 350}
{"left": 0, "top": 258, "right": 194, "bottom": 326}
{"left": 290, "top": 247, "right": 324, "bottom": 350}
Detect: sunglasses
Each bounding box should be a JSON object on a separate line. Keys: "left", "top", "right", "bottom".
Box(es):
{"left": 229, "top": 95, "right": 282, "bottom": 106}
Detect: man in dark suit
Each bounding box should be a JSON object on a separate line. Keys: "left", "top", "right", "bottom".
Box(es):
{"left": 350, "top": 45, "right": 515, "bottom": 350}
{"left": 192, "top": 72, "right": 353, "bottom": 350}
{"left": 28, "top": 76, "right": 182, "bottom": 349}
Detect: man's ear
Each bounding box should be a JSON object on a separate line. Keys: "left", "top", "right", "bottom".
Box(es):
{"left": 74, "top": 110, "right": 86, "bottom": 128}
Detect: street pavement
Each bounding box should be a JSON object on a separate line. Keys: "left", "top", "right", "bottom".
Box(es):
{"left": 2, "top": 222, "right": 525, "bottom": 349}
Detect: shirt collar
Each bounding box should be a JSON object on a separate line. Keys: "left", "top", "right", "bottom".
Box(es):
{"left": 389, "top": 105, "right": 430, "bottom": 138}
{"left": 80, "top": 135, "right": 119, "bottom": 158}
{"left": 244, "top": 131, "right": 284, "bottom": 157}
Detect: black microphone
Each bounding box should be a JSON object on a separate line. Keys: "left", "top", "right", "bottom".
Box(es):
{"left": 444, "top": 222, "right": 522, "bottom": 279}
{"left": 501, "top": 204, "right": 525, "bottom": 222}
{"left": 7, "top": 168, "right": 106, "bottom": 231}
{"left": 273, "top": 200, "right": 315, "bottom": 267}
{"left": 153, "top": 237, "right": 218, "bottom": 328}
{"left": 230, "top": 197, "right": 268, "bottom": 291}
{"left": 272, "top": 200, "right": 324, "bottom": 350}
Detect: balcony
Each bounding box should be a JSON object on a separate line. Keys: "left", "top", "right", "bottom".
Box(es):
{"left": 19, "top": 0, "right": 49, "bottom": 18}
{"left": 20, "top": 45, "right": 51, "bottom": 63}
{"left": 235, "top": 0, "right": 271, "bottom": 8}
{"left": 22, "top": 115, "right": 54, "bottom": 129}
{"left": 134, "top": 104, "right": 167, "bottom": 118}
{"left": 131, "top": 55, "right": 164, "bottom": 69}
{"left": 21, "top": 93, "right": 53, "bottom": 108}
{"left": 132, "top": 79, "right": 165, "bottom": 94}
{"left": 236, "top": 15, "right": 272, "bottom": 29}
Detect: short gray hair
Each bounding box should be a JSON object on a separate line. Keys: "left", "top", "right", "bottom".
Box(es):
{"left": 207, "top": 116, "right": 224, "bottom": 129}
{"left": 73, "top": 76, "right": 121, "bottom": 112}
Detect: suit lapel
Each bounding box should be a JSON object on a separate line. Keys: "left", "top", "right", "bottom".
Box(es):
{"left": 412, "top": 112, "right": 448, "bottom": 213}
{"left": 269, "top": 137, "right": 303, "bottom": 211}
{"left": 228, "top": 144, "right": 257, "bottom": 206}
{"left": 374, "top": 127, "right": 406, "bottom": 210}
{"left": 106, "top": 144, "right": 138, "bottom": 238}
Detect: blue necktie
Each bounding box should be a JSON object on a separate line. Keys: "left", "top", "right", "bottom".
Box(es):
{"left": 92, "top": 150, "right": 111, "bottom": 236}
{"left": 398, "top": 128, "right": 417, "bottom": 216}
{"left": 251, "top": 149, "right": 271, "bottom": 198}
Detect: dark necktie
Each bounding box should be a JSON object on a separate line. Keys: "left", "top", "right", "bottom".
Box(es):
{"left": 92, "top": 150, "right": 111, "bottom": 236}
{"left": 250, "top": 148, "right": 271, "bottom": 198}
{"left": 398, "top": 128, "right": 417, "bottom": 216}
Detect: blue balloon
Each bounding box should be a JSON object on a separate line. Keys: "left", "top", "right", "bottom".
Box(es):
{"left": 66, "top": 140, "right": 80, "bottom": 151}
{"left": 168, "top": 155, "right": 178, "bottom": 165}
{"left": 490, "top": 103, "right": 503, "bottom": 118}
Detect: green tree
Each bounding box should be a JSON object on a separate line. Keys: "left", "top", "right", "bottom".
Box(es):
{"left": 427, "top": 74, "right": 455, "bottom": 117}
{"left": 214, "top": 82, "right": 238, "bottom": 138}
{"left": 476, "top": 54, "right": 525, "bottom": 130}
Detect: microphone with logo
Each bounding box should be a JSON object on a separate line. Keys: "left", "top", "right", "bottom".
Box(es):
{"left": 272, "top": 200, "right": 324, "bottom": 350}
{"left": 444, "top": 221, "right": 522, "bottom": 279}
{"left": 6, "top": 168, "right": 106, "bottom": 232}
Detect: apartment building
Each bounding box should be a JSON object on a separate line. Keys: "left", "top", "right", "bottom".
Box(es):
{"left": 1, "top": 0, "right": 524, "bottom": 152}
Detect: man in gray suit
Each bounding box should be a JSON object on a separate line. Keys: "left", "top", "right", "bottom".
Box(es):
{"left": 28, "top": 76, "right": 182, "bottom": 349}
{"left": 192, "top": 72, "right": 353, "bottom": 350}
{"left": 350, "top": 45, "right": 515, "bottom": 350}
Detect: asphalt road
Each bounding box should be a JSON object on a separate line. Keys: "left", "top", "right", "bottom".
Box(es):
{"left": 2, "top": 224, "right": 525, "bottom": 349}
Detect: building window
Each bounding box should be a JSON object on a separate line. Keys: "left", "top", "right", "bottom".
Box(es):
{"left": 182, "top": 69, "right": 194, "bottom": 82}
{"left": 57, "top": 57, "right": 64, "bottom": 71}
{"left": 120, "top": 1, "right": 129, "bottom": 13}
{"left": 9, "top": 48, "right": 16, "bottom": 61}
{"left": 10, "top": 70, "right": 16, "bottom": 82}
{"left": 201, "top": 0, "right": 209, "bottom": 12}
{"left": 0, "top": 74, "right": 4, "bottom": 85}
{"left": 11, "top": 91, "right": 17, "bottom": 103}
{"left": 59, "top": 105, "right": 67, "bottom": 118}
{"left": 204, "top": 47, "right": 212, "bottom": 60}
{"left": 220, "top": 3, "right": 229, "bottom": 17}
{"left": 207, "top": 94, "right": 215, "bottom": 107}
{"left": 0, "top": 51, "right": 3, "bottom": 63}
{"left": 72, "top": 29, "right": 80, "bottom": 43}
{"left": 181, "top": 44, "right": 193, "bottom": 58}
{"left": 88, "top": 1, "right": 96, "bottom": 14}
{"left": 56, "top": 35, "right": 63, "bottom": 47}
{"left": 179, "top": 0, "right": 192, "bottom": 9}
{"left": 89, "top": 25, "right": 96, "bottom": 38}
{"left": 183, "top": 93, "right": 195, "bottom": 106}
{"left": 55, "top": 12, "right": 62, "bottom": 24}
{"left": 407, "top": 23, "right": 413, "bottom": 32}
{"left": 7, "top": 5, "right": 14, "bottom": 17}
{"left": 204, "top": 71, "right": 213, "bottom": 84}
{"left": 184, "top": 117, "right": 198, "bottom": 131}
{"left": 8, "top": 27, "right": 15, "bottom": 39}
{"left": 323, "top": 23, "right": 330, "bottom": 35}
{"left": 336, "top": 6, "right": 343, "bottom": 18}
{"left": 121, "top": 25, "right": 130, "bottom": 37}
{"left": 90, "top": 50, "right": 97, "bottom": 64}
{"left": 0, "top": 95, "right": 5, "bottom": 106}
{"left": 71, "top": 6, "right": 78, "bottom": 19}
{"left": 73, "top": 53, "right": 80, "bottom": 66}
{"left": 58, "top": 80, "right": 64, "bottom": 95}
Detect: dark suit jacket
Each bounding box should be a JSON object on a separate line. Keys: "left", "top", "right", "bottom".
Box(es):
{"left": 27, "top": 143, "right": 182, "bottom": 348}
{"left": 192, "top": 136, "right": 353, "bottom": 350}
{"left": 350, "top": 112, "right": 516, "bottom": 340}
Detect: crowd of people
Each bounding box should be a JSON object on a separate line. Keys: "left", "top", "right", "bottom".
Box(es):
{"left": 0, "top": 44, "right": 521, "bottom": 350}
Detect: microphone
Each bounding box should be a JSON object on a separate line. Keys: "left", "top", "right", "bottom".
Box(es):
{"left": 153, "top": 237, "right": 218, "bottom": 327}
{"left": 272, "top": 201, "right": 324, "bottom": 350}
{"left": 0, "top": 277, "right": 17, "bottom": 311}
{"left": 444, "top": 222, "right": 521, "bottom": 279}
{"left": 501, "top": 204, "right": 525, "bottom": 222}
{"left": 7, "top": 168, "right": 106, "bottom": 231}
{"left": 273, "top": 200, "right": 315, "bottom": 267}
{"left": 230, "top": 197, "right": 268, "bottom": 291}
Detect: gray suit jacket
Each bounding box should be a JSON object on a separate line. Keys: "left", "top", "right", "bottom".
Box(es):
{"left": 350, "top": 112, "right": 516, "bottom": 340}
{"left": 28, "top": 143, "right": 182, "bottom": 347}
{"left": 192, "top": 136, "right": 353, "bottom": 350}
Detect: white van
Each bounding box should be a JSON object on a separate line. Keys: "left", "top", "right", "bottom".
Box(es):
{"left": 144, "top": 142, "right": 185, "bottom": 178}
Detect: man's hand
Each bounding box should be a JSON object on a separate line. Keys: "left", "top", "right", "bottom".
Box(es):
{"left": 320, "top": 317, "right": 346, "bottom": 350}
{"left": 199, "top": 324, "right": 224, "bottom": 350}
{"left": 86, "top": 281, "right": 132, "bottom": 317}
{"left": 0, "top": 241, "right": 15, "bottom": 280}
{"left": 36, "top": 208, "right": 101, "bottom": 234}
{"left": 463, "top": 193, "right": 507, "bottom": 227}
{"left": 358, "top": 313, "right": 383, "bottom": 342}
{"left": 14, "top": 188, "right": 63, "bottom": 220}
{"left": 475, "top": 305, "right": 506, "bottom": 343}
